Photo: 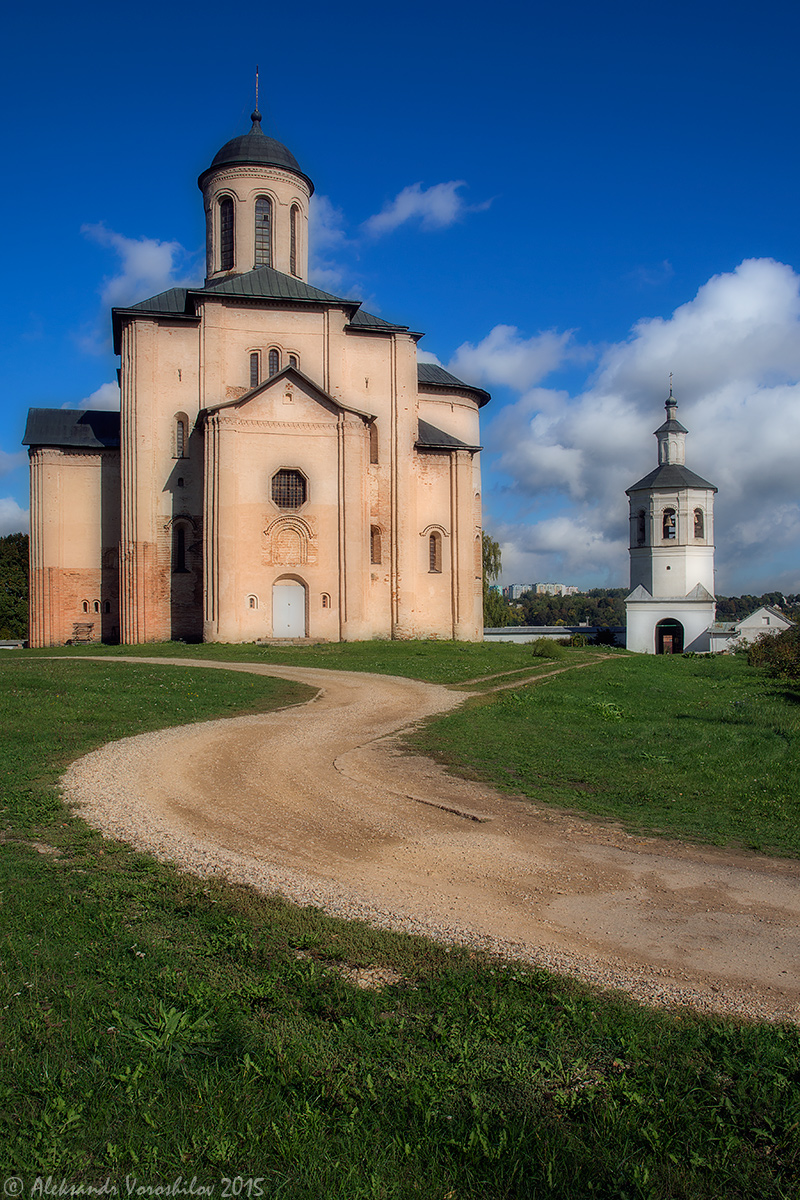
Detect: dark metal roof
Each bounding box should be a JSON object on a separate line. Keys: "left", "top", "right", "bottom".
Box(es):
{"left": 201, "top": 265, "right": 350, "bottom": 305}
{"left": 198, "top": 112, "right": 314, "bottom": 195}
{"left": 626, "top": 463, "right": 717, "bottom": 493}
{"left": 416, "top": 418, "right": 481, "bottom": 452}
{"left": 655, "top": 417, "right": 688, "bottom": 434}
{"left": 347, "top": 308, "right": 408, "bottom": 332}
{"left": 23, "top": 408, "right": 120, "bottom": 449}
{"left": 417, "top": 362, "right": 490, "bottom": 408}
{"left": 126, "top": 287, "right": 192, "bottom": 315}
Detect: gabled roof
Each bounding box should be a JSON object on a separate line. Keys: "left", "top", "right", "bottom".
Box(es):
{"left": 23, "top": 408, "right": 120, "bottom": 449}
{"left": 417, "top": 362, "right": 490, "bottom": 408}
{"left": 347, "top": 307, "right": 410, "bottom": 333}
{"left": 416, "top": 418, "right": 481, "bottom": 452}
{"left": 200, "top": 364, "right": 375, "bottom": 422}
{"left": 685, "top": 583, "right": 715, "bottom": 601}
{"left": 201, "top": 265, "right": 351, "bottom": 305}
{"left": 626, "top": 463, "right": 717, "bottom": 493}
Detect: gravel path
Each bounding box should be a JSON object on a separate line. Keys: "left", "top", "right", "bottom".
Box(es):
{"left": 61, "top": 656, "right": 800, "bottom": 1024}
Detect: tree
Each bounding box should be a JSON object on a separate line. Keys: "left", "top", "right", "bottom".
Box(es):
{"left": 0, "top": 533, "right": 29, "bottom": 639}
{"left": 482, "top": 533, "right": 511, "bottom": 627}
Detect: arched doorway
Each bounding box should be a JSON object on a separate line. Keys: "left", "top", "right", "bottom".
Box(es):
{"left": 272, "top": 579, "right": 307, "bottom": 637}
{"left": 656, "top": 618, "right": 684, "bottom": 655}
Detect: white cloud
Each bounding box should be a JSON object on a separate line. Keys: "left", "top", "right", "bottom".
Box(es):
{"left": 82, "top": 223, "right": 199, "bottom": 309}
{"left": 0, "top": 498, "right": 28, "bottom": 536}
{"left": 483, "top": 258, "right": 800, "bottom": 595}
{"left": 83, "top": 382, "right": 120, "bottom": 411}
{"left": 0, "top": 449, "right": 27, "bottom": 476}
{"left": 362, "top": 181, "right": 490, "bottom": 237}
{"left": 417, "top": 350, "right": 443, "bottom": 365}
{"left": 449, "top": 326, "right": 580, "bottom": 392}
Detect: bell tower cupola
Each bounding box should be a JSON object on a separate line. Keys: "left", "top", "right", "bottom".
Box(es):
{"left": 198, "top": 108, "right": 314, "bottom": 284}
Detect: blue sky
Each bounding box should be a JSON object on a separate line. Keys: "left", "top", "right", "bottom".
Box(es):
{"left": 2, "top": 0, "right": 799, "bottom": 594}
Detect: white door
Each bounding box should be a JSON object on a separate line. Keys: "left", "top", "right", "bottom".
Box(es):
{"left": 272, "top": 582, "right": 306, "bottom": 637}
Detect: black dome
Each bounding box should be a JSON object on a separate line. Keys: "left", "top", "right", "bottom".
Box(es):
{"left": 199, "top": 111, "right": 314, "bottom": 194}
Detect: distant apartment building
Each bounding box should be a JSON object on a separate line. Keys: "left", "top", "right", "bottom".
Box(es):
{"left": 534, "top": 583, "right": 580, "bottom": 596}
{"left": 502, "top": 584, "right": 536, "bottom": 599}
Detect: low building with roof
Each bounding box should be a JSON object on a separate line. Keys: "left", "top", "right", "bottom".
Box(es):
{"left": 24, "top": 110, "right": 489, "bottom": 646}
{"left": 708, "top": 605, "right": 794, "bottom": 653}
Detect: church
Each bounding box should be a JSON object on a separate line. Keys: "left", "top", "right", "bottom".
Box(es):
{"left": 24, "top": 110, "right": 489, "bottom": 647}
{"left": 625, "top": 390, "right": 717, "bottom": 653}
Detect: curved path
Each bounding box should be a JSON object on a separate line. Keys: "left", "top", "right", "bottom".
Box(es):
{"left": 62, "top": 657, "right": 800, "bottom": 1023}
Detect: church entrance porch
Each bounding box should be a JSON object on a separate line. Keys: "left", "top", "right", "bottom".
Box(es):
{"left": 272, "top": 580, "right": 307, "bottom": 638}
{"left": 656, "top": 618, "right": 684, "bottom": 655}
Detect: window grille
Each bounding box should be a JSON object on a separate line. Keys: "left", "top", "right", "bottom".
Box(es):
{"left": 290, "top": 205, "right": 299, "bottom": 276}
{"left": 219, "top": 197, "right": 234, "bottom": 270}
{"left": 268, "top": 349, "right": 280, "bottom": 377}
{"left": 250, "top": 352, "right": 260, "bottom": 388}
{"left": 254, "top": 196, "right": 272, "bottom": 267}
{"left": 271, "top": 469, "right": 307, "bottom": 509}
{"left": 289, "top": 354, "right": 298, "bottom": 369}
{"left": 321, "top": 593, "right": 330, "bottom": 608}
{"left": 429, "top": 532, "right": 442, "bottom": 573}
{"left": 175, "top": 417, "right": 187, "bottom": 458}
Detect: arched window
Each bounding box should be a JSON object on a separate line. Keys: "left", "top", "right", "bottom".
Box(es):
{"left": 662, "top": 508, "right": 676, "bottom": 540}
{"left": 290, "top": 205, "right": 299, "bottom": 276}
{"left": 271, "top": 469, "right": 307, "bottom": 509}
{"left": 93, "top": 600, "right": 100, "bottom": 613}
{"left": 254, "top": 196, "right": 272, "bottom": 267}
{"left": 288, "top": 354, "right": 298, "bottom": 369}
{"left": 321, "top": 593, "right": 330, "bottom": 609}
{"left": 268, "top": 348, "right": 280, "bottom": 377}
{"left": 175, "top": 415, "right": 188, "bottom": 458}
{"left": 81, "top": 600, "right": 89, "bottom": 613}
{"left": 249, "top": 352, "right": 260, "bottom": 389}
{"left": 104, "top": 601, "right": 111, "bottom": 614}
{"left": 694, "top": 508, "right": 704, "bottom": 539}
{"left": 247, "top": 594, "right": 258, "bottom": 610}
{"left": 370, "top": 526, "right": 382, "bottom": 565}
{"left": 429, "top": 532, "right": 442, "bottom": 573}
{"left": 369, "top": 422, "right": 379, "bottom": 464}
{"left": 173, "top": 524, "right": 187, "bottom": 573}
{"left": 637, "top": 509, "right": 646, "bottom": 545}
{"left": 219, "top": 196, "right": 234, "bottom": 271}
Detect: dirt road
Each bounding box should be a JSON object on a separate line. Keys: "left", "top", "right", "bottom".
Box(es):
{"left": 62, "top": 656, "right": 800, "bottom": 1022}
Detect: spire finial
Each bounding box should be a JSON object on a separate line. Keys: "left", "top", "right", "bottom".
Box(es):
{"left": 669, "top": 371, "right": 674, "bottom": 398}
{"left": 250, "top": 65, "right": 262, "bottom": 127}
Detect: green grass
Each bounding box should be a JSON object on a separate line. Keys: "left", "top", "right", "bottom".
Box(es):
{"left": 1, "top": 652, "right": 799, "bottom": 1195}
{"left": 27, "top": 636, "right": 544, "bottom": 684}
{"left": 410, "top": 651, "right": 800, "bottom": 857}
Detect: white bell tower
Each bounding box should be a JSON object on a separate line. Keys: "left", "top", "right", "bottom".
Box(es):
{"left": 625, "top": 389, "right": 717, "bottom": 653}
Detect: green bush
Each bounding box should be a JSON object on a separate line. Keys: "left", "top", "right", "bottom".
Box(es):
{"left": 747, "top": 626, "right": 800, "bottom": 680}
{"left": 531, "top": 637, "right": 567, "bottom": 659}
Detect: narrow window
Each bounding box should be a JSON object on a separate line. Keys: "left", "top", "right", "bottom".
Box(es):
{"left": 254, "top": 196, "right": 272, "bottom": 267}
{"left": 173, "top": 525, "right": 187, "bottom": 572}
{"left": 662, "top": 508, "right": 676, "bottom": 540}
{"left": 268, "top": 348, "right": 280, "bottom": 377}
{"left": 249, "top": 352, "right": 260, "bottom": 389}
{"left": 271, "top": 469, "right": 307, "bottom": 509}
{"left": 694, "top": 508, "right": 704, "bottom": 538}
{"left": 288, "top": 354, "right": 298, "bottom": 369}
{"left": 369, "top": 422, "right": 379, "bottom": 464}
{"left": 248, "top": 595, "right": 258, "bottom": 610}
{"left": 637, "top": 509, "right": 646, "bottom": 545}
{"left": 82, "top": 600, "right": 89, "bottom": 613}
{"left": 321, "top": 593, "right": 330, "bottom": 609}
{"left": 429, "top": 532, "right": 442, "bottom": 573}
{"left": 93, "top": 600, "right": 100, "bottom": 613}
{"left": 290, "top": 205, "right": 299, "bottom": 276}
{"left": 219, "top": 197, "right": 234, "bottom": 271}
{"left": 370, "top": 526, "right": 382, "bottom": 565}
{"left": 175, "top": 416, "right": 188, "bottom": 458}
{"left": 104, "top": 601, "right": 111, "bottom": 614}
